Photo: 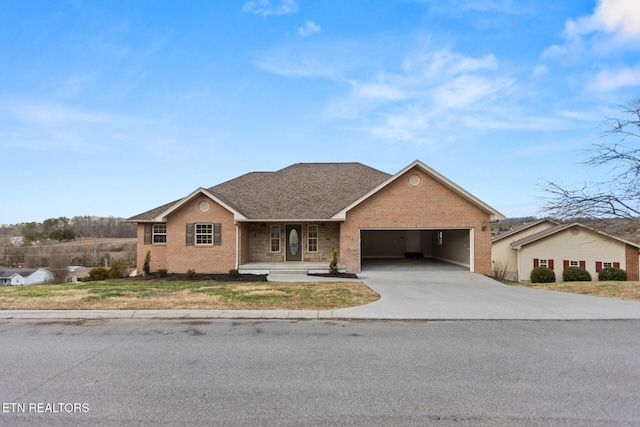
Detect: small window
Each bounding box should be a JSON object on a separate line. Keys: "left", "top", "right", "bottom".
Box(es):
{"left": 437, "top": 231, "right": 443, "bottom": 246}
{"left": 308, "top": 225, "right": 318, "bottom": 252}
{"left": 539, "top": 259, "right": 548, "bottom": 268}
{"left": 153, "top": 224, "right": 167, "bottom": 243}
{"left": 196, "top": 223, "right": 213, "bottom": 245}
{"left": 603, "top": 262, "right": 612, "bottom": 268}
{"left": 570, "top": 260, "right": 579, "bottom": 267}
{"left": 271, "top": 226, "right": 280, "bottom": 252}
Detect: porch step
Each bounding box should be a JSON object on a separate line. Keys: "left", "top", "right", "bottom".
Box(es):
{"left": 238, "top": 263, "right": 345, "bottom": 276}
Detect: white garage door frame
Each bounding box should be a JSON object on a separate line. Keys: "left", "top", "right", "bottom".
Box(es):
{"left": 359, "top": 228, "right": 475, "bottom": 272}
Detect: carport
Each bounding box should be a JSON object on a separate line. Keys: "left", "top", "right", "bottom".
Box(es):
{"left": 360, "top": 229, "right": 472, "bottom": 272}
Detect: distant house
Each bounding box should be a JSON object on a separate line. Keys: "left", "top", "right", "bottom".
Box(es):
{"left": 127, "top": 160, "right": 505, "bottom": 275}
{"left": 492, "top": 221, "right": 640, "bottom": 282}
{"left": 0, "top": 268, "right": 53, "bottom": 286}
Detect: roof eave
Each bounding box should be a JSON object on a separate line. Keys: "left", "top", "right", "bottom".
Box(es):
{"left": 153, "top": 188, "right": 248, "bottom": 222}
{"left": 332, "top": 159, "right": 506, "bottom": 221}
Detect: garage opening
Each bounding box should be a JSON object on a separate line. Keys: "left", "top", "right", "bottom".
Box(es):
{"left": 360, "top": 229, "right": 471, "bottom": 272}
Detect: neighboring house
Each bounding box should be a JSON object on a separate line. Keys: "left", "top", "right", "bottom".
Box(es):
{"left": 67, "top": 266, "right": 92, "bottom": 283}
{"left": 492, "top": 221, "right": 640, "bottom": 282}
{"left": 0, "top": 268, "right": 53, "bottom": 286}
{"left": 127, "top": 160, "right": 505, "bottom": 275}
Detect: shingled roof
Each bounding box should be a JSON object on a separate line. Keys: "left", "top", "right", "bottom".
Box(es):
{"left": 128, "top": 163, "right": 391, "bottom": 221}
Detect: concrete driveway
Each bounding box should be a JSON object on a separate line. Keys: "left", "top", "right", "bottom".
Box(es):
{"left": 331, "top": 270, "right": 640, "bottom": 320}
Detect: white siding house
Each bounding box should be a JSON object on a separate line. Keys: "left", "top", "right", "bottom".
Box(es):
{"left": 0, "top": 268, "right": 53, "bottom": 286}
{"left": 492, "top": 221, "right": 640, "bottom": 282}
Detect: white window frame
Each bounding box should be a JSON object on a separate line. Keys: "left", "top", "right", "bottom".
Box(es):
{"left": 308, "top": 224, "right": 318, "bottom": 252}
{"left": 153, "top": 224, "right": 167, "bottom": 244}
{"left": 570, "top": 260, "right": 579, "bottom": 267}
{"left": 195, "top": 223, "right": 213, "bottom": 245}
{"left": 603, "top": 262, "right": 613, "bottom": 268}
{"left": 539, "top": 259, "right": 548, "bottom": 268}
{"left": 270, "top": 225, "right": 280, "bottom": 252}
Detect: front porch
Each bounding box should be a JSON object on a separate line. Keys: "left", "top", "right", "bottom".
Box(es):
{"left": 238, "top": 262, "right": 346, "bottom": 275}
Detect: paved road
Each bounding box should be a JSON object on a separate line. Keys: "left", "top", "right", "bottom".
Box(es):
{"left": 1, "top": 319, "right": 639, "bottom": 426}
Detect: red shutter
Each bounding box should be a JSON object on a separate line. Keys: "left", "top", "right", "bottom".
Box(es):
{"left": 596, "top": 262, "right": 602, "bottom": 273}
{"left": 549, "top": 259, "right": 554, "bottom": 270}
{"left": 579, "top": 260, "right": 586, "bottom": 269}
{"left": 613, "top": 262, "right": 620, "bottom": 268}
{"left": 533, "top": 258, "right": 539, "bottom": 268}
{"left": 563, "top": 260, "right": 569, "bottom": 270}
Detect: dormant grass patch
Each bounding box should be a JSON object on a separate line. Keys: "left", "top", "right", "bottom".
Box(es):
{"left": 0, "top": 280, "right": 379, "bottom": 310}
{"left": 506, "top": 280, "right": 640, "bottom": 301}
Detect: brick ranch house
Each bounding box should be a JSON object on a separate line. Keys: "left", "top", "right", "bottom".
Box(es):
{"left": 127, "top": 160, "right": 505, "bottom": 275}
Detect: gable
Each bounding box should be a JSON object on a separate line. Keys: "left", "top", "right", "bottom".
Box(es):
{"left": 334, "top": 160, "right": 504, "bottom": 221}
{"left": 492, "top": 219, "right": 558, "bottom": 244}
{"left": 511, "top": 223, "right": 640, "bottom": 251}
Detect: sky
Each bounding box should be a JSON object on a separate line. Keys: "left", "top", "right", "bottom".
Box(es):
{"left": 1, "top": 0, "right": 639, "bottom": 225}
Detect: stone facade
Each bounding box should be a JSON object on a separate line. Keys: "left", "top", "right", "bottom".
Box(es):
{"left": 244, "top": 222, "right": 340, "bottom": 263}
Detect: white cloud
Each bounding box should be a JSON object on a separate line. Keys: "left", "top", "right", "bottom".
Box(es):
{"left": 298, "top": 20, "right": 320, "bottom": 37}
{"left": 532, "top": 64, "right": 547, "bottom": 78}
{"left": 0, "top": 97, "right": 148, "bottom": 152}
{"left": 241, "top": 0, "right": 297, "bottom": 16}
{"left": 545, "top": 0, "right": 640, "bottom": 57}
{"left": 567, "top": 0, "right": 640, "bottom": 39}
{"left": 349, "top": 80, "right": 407, "bottom": 101}
{"left": 587, "top": 65, "right": 640, "bottom": 92}
{"left": 0, "top": 98, "right": 131, "bottom": 126}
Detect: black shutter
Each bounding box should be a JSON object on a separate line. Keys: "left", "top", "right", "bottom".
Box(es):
{"left": 144, "top": 224, "right": 152, "bottom": 245}
{"left": 186, "top": 223, "right": 194, "bottom": 246}
{"left": 213, "top": 223, "right": 221, "bottom": 245}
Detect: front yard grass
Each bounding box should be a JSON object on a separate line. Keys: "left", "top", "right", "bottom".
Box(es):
{"left": 505, "top": 280, "right": 640, "bottom": 301}
{"left": 0, "top": 279, "right": 380, "bottom": 310}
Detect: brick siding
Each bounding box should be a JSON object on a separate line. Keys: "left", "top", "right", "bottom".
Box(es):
{"left": 137, "top": 196, "right": 236, "bottom": 274}
{"left": 340, "top": 166, "right": 492, "bottom": 274}
{"left": 626, "top": 244, "right": 639, "bottom": 281}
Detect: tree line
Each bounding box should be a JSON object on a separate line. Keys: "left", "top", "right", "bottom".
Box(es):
{"left": 0, "top": 216, "right": 136, "bottom": 244}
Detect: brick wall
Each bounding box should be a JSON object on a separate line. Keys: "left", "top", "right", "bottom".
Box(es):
{"left": 137, "top": 196, "right": 237, "bottom": 274}
{"left": 626, "top": 244, "right": 639, "bottom": 281}
{"left": 340, "top": 166, "right": 492, "bottom": 274}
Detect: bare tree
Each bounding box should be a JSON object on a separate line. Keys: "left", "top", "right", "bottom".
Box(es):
{"left": 48, "top": 251, "right": 71, "bottom": 284}
{"left": 542, "top": 101, "right": 640, "bottom": 223}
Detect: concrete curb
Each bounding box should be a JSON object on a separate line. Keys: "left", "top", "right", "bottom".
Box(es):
{"left": 0, "top": 310, "right": 336, "bottom": 320}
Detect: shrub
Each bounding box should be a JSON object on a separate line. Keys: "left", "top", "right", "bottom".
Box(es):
{"left": 563, "top": 267, "right": 592, "bottom": 282}
{"left": 109, "top": 261, "right": 131, "bottom": 279}
{"left": 143, "top": 250, "right": 151, "bottom": 275}
{"left": 187, "top": 269, "right": 197, "bottom": 279}
{"left": 158, "top": 268, "right": 168, "bottom": 278}
{"left": 85, "top": 267, "right": 111, "bottom": 282}
{"left": 229, "top": 269, "right": 239, "bottom": 276}
{"left": 329, "top": 249, "right": 339, "bottom": 275}
{"left": 598, "top": 267, "right": 627, "bottom": 281}
{"left": 530, "top": 266, "right": 555, "bottom": 283}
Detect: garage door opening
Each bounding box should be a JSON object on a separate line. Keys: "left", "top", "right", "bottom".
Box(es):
{"left": 360, "top": 229, "right": 471, "bottom": 272}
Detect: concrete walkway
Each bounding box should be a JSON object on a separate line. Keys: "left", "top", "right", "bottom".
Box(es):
{"left": 2, "top": 271, "right": 640, "bottom": 320}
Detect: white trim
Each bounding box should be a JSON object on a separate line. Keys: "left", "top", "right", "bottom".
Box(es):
{"left": 235, "top": 224, "right": 239, "bottom": 270}
{"left": 331, "top": 160, "right": 505, "bottom": 221}
{"left": 154, "top": 188, "right": 248, "bottom": 222}
{"left": 469, "top": 227, "right": 475, "bottom": 272}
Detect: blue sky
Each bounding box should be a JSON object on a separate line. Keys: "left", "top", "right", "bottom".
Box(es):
{"left": 1, "top": 0, "right": 639, "bottom": 225}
